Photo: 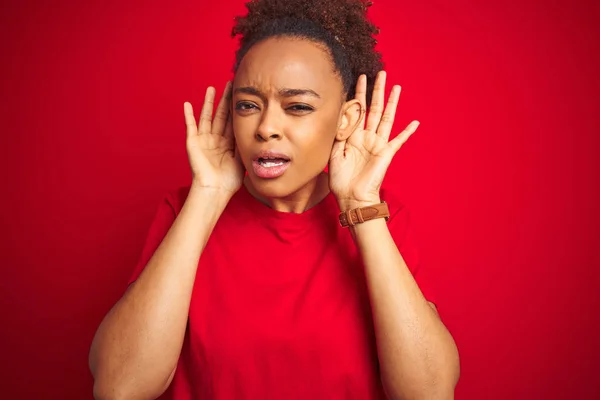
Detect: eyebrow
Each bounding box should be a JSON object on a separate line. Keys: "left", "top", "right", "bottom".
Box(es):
{"left": 234, "top": 86, "right": 321, "bottom": 100}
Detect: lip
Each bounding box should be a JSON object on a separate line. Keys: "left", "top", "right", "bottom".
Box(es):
{"left": 252, "top": 150, "right": 291, "bottom": 162}
{"left": 251, "top": 149, "right": 292, "bottom": 179}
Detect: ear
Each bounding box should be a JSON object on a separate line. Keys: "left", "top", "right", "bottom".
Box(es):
{"left": 336, "top": 99, "right": 364, "bottom": 141}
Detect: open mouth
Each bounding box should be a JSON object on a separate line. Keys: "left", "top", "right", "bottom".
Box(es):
{"left": 257, "top": 157, "right": 290, "bottom": 167}
{"left": 252, "top": 154, "right": 291, "bottom": 179}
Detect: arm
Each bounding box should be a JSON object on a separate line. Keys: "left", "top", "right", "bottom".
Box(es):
{"left": 351, "top": 218, "right": 460, "bottom": 400}
{"left": 89, "top": 187, "right": 230, "bottom": 400}
{"left": 330, "top": 71, "right": 459, "bottom": 400}
{"left": 90, "top": 83, "right": 242, "bottom": 400}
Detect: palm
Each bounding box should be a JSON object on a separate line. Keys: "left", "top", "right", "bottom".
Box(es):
{"left": 184, "top": 82, "right": 244, "bottom": 194}
{"left": 329, "top": 71, "right": 420, "bottom": 205}
{"left": 187, "top": 133, "right": 243, "bottom": 192}
{"left": 330, "top": 127, "right": 393, "bottom": 201}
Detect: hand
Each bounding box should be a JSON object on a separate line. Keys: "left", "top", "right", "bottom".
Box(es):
{"left": 329, "top": 71, "right": 420, "bottom": 211}
{"left": 183, "top": 82, "right": 244, "bottom": 196}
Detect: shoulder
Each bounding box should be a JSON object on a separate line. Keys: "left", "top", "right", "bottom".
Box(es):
{"left": 161, "top": 185, "right": 247, "bottom": 216}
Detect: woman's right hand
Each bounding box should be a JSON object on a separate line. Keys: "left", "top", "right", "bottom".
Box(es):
{"left": 183, "top": 82, "right": 244, "bottom": 196}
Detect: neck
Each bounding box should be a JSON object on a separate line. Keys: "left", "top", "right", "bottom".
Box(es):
{"left": 244, "top": 172, "right": 330, "bottom": 214}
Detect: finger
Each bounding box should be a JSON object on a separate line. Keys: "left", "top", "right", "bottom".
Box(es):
{"left": 183, "top": 102, "right": 197, "bottom": 139}
{"left": 199, "top": 87, "right": 216, "bottom": 134}
{"left": 223, "top": 112, "right": 234, "bottom": 140}
{"left": 365, "top": 71, "right": 387, "bottom": 132}
{"left": 354, "top": 74, "right": 367, "bottom": 109}
{"left": 212, "top": 81, "right": 232, "bottom": 135}
{"left": 390, "top": 120, "right": 420, "bottom": 153}
{"left": 378, "top": 85, "right": 401, "bottom": 141}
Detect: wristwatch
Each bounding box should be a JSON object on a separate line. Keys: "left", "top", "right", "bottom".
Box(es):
{"left": 338, "top": 202, "right": 390, "bottom": 227}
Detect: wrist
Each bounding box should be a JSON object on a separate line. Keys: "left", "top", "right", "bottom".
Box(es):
{"left": 351, "top": 216, "right": 388, "bottom": 235}
{"left": 188, "top": 183, "right": 233, "bottom": 211}
{"left": 337, "top": 197, "right": 382, "bottom": 212}
{"left": 190, "top": 181, "right": 236, "bottom": 199}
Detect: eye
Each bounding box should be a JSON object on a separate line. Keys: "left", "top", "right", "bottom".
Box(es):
{"left": 288, "top": 104, "right": 314, "bottom": 113}
{"left": 235, "top": 102, "right": 259, "bottom": 112}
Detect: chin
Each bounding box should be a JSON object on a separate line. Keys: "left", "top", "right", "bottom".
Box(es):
{"left": 247, "top": 176, "right": 299, "bottom": 199}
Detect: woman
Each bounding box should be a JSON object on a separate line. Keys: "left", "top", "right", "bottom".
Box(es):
{"left": 89, "top": 0, "right": 460, "bottom": 399}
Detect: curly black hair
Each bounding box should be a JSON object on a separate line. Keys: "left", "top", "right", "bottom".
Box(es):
{"left": 231, "top": 0, "right": 383, "bottom": 105}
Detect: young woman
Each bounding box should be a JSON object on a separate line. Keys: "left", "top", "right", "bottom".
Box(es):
{"left": 89, "top": 0, "right": 460, "bottom": 399}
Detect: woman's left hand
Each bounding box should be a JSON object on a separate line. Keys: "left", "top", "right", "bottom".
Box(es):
{"left": 329, "top": 71, "right": 420, "bottom": 211}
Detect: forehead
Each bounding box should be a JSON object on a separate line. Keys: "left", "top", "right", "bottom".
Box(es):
{"left": 234, "top": 37, "right": 342, "bottom": 94}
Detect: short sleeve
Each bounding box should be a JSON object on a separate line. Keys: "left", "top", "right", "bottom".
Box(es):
{"left": 384, "top": 193, "right": 438, "bottom": 307}
{"left": 128, "top": 191, "right": 179, "bottom": 285}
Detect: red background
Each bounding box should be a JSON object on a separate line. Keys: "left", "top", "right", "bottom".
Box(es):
{"left": 2, "top": 0, "right": 599, "bottom": 399}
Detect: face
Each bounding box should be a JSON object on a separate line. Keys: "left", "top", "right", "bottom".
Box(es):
{"left": 232, "top": 37, "right": 350, "bottom": 202}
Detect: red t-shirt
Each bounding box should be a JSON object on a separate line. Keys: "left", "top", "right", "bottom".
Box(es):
{"left": 129, "top": 184, "right": 436, "bottom": 400}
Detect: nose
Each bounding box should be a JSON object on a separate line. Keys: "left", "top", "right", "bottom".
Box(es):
{"left": 255, "top": 107, "right": 282, "bottom": 142}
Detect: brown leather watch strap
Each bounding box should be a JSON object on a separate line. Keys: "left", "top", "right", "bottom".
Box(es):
{"left": 338, "top": 202, "right": 390, "bottom": 227}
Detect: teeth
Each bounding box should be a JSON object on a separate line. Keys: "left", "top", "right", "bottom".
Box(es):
{"left": 260, "top": 160, "right": 285, "bottom": 168}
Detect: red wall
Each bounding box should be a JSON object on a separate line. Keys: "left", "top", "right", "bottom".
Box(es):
{"left": 2, "top": 0, "right": 598, "bottom": 399}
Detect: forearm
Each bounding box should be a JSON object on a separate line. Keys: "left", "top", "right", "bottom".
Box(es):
{"left": 352, "top": 219, "right": 459, "bottom": 400}
{"left": 90, "top": 186, "right": 230, "bottom": 400}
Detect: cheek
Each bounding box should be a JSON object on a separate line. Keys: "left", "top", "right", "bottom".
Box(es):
{"left": 232, "top": 116, "right": 256, "bottom": 146}
{"left": 296, "top": 116, "right": 339, "bottom": 160}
